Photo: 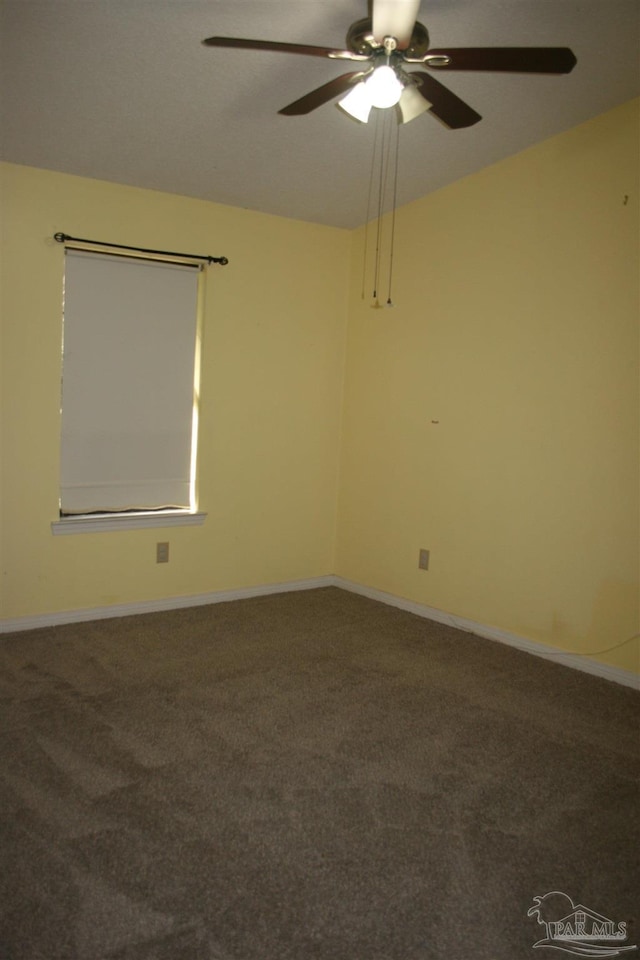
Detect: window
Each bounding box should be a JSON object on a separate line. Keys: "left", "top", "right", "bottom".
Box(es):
{"left": 53, "top": 248, "right": 205, "bottom": 533}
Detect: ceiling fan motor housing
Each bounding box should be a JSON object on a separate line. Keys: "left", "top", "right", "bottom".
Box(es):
{"left": 346, "top": 17, "right": 431, "bottom": 59}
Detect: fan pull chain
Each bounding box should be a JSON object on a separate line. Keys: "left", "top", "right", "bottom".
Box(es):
{"left": 362, "top": 109, "right": 402, "bottom": 309}
{"left": 386, "top": 119, "right": 400, "bottom": 307}
{"left": 372, "top": 111, "right": 389, "bottom": 303}
{"left": 361, "top": 111, "right": 382, "bottom": 301}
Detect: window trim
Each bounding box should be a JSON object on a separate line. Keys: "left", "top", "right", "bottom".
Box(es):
{"left": 51, "top": 509, "right": 207, "bottom": 536}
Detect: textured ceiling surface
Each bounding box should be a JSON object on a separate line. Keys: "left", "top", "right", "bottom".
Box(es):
{"left": 1, "top": 0, "right": 639, "bottom": 228}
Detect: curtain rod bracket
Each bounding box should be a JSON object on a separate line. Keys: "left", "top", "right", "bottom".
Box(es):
{"left": 53, "top": 232, "right": 229, "bottom": 265}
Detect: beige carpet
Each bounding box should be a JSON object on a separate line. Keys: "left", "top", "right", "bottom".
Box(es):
{"left": 0, "top": 587, "right": 638, "bottom": 959}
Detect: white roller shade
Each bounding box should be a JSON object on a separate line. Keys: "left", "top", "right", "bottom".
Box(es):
{"left": 60, "top": 250, "right": 199, "bottom": 514}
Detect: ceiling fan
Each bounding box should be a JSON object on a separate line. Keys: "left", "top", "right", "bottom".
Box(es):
{"left": 203, "top": 0, "right": 577, "bottom": 128}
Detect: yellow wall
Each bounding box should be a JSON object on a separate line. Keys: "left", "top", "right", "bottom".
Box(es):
{"left": 336, "top": 99, "right": 640, "bottom": 674}
{"left": 1, "top": 100, "right": 638, "bottom": 677}
{"left": 0, "top": 164, "right": 350, "bottom": 616}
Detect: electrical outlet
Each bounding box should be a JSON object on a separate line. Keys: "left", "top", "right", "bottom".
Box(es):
{"left": 418, "top": 548, "right": 430, "bottom": 571}
{"left": 156, "top": 542, "right": 169, "bottom": 563}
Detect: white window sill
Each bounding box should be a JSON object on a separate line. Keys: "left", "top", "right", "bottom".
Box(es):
{"left": 51, "top": 510, "right": 207, "bottom": 535}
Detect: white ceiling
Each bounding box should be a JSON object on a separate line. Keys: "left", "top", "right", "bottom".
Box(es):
{"left": 1, "top": 1, "right": 639, "bottom": 229}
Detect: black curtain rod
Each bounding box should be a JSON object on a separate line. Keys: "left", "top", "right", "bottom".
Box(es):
{"left": 54, "top": 232, "right": 228, "bottom": 265}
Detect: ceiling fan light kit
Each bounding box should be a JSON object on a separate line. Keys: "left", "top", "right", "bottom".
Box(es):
{"left": 203, "top": 0, "right": 577, "bottom": 129}
{"left": 338, "top": 64, "right": 405, "bottom": 123}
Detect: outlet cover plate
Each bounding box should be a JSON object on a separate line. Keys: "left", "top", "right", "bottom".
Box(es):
{"left": 156, "top": 542, "right": 169, "bottom": 563}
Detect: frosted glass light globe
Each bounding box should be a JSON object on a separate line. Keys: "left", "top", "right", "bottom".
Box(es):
{"left": 338, "top": 82, "right": 372, "bottom": 123}
{"left": 365, "top": 65, "right": 403, "bottom": 109}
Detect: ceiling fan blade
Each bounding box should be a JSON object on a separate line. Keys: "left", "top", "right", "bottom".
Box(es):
{"left": 202, "top": 36, "right": 362, "bottom": 60}
{"left": 371, "top": 0, "right": 421, "bottom": 49}
{"left": 409, "top": 72, "right": 481, "bottom": 129}
{"left": 426, "top": 47, "right": 577, "bottom": 74}
{"left": 279, "top": 72, "right": 366, "bottom": 115}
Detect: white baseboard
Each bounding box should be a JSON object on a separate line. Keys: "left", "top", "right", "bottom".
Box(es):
{"left": 2, "top": 574, "right": 637, "bottom": 690}
{"left": 333, "top": 577, "right": 640, "bottom": 691}
{"left": 0, "top": 576, "right": 336, "bottom": 635}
